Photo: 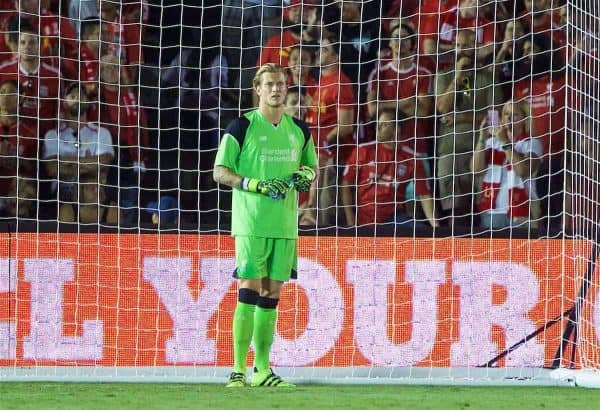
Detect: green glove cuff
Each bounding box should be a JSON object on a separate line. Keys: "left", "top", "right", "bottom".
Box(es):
{"left": 298, "top": 166, "right": 316, "bottom": 181}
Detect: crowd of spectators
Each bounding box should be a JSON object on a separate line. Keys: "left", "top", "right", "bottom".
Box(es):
{"left": 0, "top": 0, "right": 152, "bottom": 225}
{"left": 222, "top": 0, "right": 591, "bottom": 233}
{"left": 0, "top": 0, "right": 597, "bottom": 233}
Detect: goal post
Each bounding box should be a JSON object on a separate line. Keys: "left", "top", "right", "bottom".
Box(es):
{"left": 0, "top": 0, "right": 600, "bottom": 386}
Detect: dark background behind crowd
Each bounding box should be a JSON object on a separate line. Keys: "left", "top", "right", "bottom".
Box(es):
{"left": 0, "top": 0, "right": 598, "bottom": 235}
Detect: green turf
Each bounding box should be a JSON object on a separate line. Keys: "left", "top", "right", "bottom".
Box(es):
{"left": 1, "top": 383, "right": 600, "bottom": 410}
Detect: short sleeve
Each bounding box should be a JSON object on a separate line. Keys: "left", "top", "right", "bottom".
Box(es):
{"left": 301, "top": 136, "right": 318, "bottom": 169}
{"left": 42, "top": 129, "right": 59, "bottom": 159}
{"left": 515, "top": 137, "right": 543, "bottom": 157}
{"left": 342, "top": 147, "right": 359, "bottom": 183}
{"left": 214, "top": 133, "right": 241, "bottom": 171}
{"left": 214, "top": 117, "right": 249, "bottom": 170}
{"left": 293, "top": 118, "right": 318, "bottom": 169}
{"left": 365, "top": 66, "right": 379, "bottom": 94}
{"left": 97, "top": 127, "right": 115, "bottom": 157}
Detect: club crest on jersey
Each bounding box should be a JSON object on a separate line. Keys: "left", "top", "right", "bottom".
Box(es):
{"left": 288, "top": 134, "right": 296, "bottom": 144}
{"left": 259, "top": 135, "right": 267, "bottom": 141}
{"left": 40, "top": 85, "right": 49, "bottom": 97}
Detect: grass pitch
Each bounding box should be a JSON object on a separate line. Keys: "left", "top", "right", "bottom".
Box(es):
{"left": 1, "top": 383, "right": 600, "bottom": 409}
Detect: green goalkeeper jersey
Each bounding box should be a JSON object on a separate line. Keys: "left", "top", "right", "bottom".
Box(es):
{"left": 214, "top": 109, "right": 318, "bottom": 239}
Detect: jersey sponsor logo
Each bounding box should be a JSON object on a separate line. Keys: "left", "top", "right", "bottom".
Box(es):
{"left": 260, "top": 147, "right": 296, "bottom": 163}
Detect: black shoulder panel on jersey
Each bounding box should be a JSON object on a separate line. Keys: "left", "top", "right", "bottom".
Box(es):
{"left": 224, "top": 116, "right": 250, "bottom": 147}
{"left": 292, "top": 117, "right": 313, "bottom": 150}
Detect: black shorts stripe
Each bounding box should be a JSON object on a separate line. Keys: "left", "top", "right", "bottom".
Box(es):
{"left": 238, "top": 288, "right": 259, "bottom": 305}
{"left": 257, "top": 296, "right": 279, "bottom": 309}
{"left": 232, "top": 268, "right": 298, "bottom": 280}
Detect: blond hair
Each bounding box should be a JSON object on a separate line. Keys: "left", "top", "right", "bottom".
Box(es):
{"left": 252, "top": 63, "right": 287, "bottom": 89}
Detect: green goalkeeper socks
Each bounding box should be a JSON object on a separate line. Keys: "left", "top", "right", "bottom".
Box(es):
{"left": 253, "top": 306, "right": 277, "bottom": 372}
{"left": 232, "top": 301, "right": 256, "bottom": 374}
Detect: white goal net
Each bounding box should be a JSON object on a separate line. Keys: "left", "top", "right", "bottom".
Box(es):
{"left": 0, "top": 0, "right": 599, "bottom": 385}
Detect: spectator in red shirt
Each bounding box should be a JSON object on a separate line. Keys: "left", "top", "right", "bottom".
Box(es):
{"left": 513, "top": 33, "right": 565, "bottom": 158}
{"left": 284, "top": 85, "right": 307, "bottom": 121}
{"left": 17, "top": 0, "right": 97, "bottom": 84}
{"left": 258, "top": 0, "right": 317, "bottom": 68}
{"left": 381, "top": 0, "right": 419, "bottom": 35}
{"left": 98, "top": 0, "right": 144, "bottom": 85}
{"left": 253, "top": 2, "right": 318, "bottom": 107}
{"left": 341, "top": 109, "right": 437, "bottom": 227}
{"left": 79, "top": 17, "right": 102, "bottom": 97}
{"left": 0, "top": 79, "right": 37, "bottom": 218}
{"left": 287, "top": 44, "right": 317, "bottom": 93}
{"left": 42, "top": 82, "right": 114, "bottom": 223}
{"left": 417, "top": 0, "right": 457, "bottom": 61}
{"left": 472, "top": 99, "right": 543, "bottom": 230}
{"left": 434, "top": 28, "right": 504, "bottom": 226}
{"left": 88, "top": 53, "right": 148, "bottom": 225}
{"left": 421, "top": 0, "right": 496, "bottom": 69}
{"left": 284, "top": 85, "right": 314, "bottom": 223}
{"left": 0, "top": 21, "right": 60, "bottom": 137}
{"left": 305, "top": 35, "right": 355, "bottom": 225}
{"left": 492, "top": 19, "right": 527, "bottom": 96}
{"left": 366, "top": 23, "right": 433, "bottom": 157}
{"left": 305, "top": 36, "right": 355, "bottom": 161}
{"left": 513, "top": 32, "right": 566, "bottom": 229}
{"left": 520, "top": 0, "right": 566, "bottom": 54}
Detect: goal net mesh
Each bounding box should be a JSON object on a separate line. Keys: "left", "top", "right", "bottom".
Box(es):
{"left": 0, "top": 0, "right": 599, "bottom": 383}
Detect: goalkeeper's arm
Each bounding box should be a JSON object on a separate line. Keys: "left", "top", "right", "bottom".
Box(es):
{"left": 213, "top": 165, "right": 243, "bottom": 189}
{"left": 213, "top": 165, "right": 291, "bottom": 199}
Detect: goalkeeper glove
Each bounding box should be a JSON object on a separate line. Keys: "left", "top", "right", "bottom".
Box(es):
{"left": 240, "top": 177, "right": 291, "bottom": 200}
{"left": 290, "top": 166, "right": 316, "bottom": 192}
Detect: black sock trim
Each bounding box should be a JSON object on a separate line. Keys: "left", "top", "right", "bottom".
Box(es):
{"left": 257, "top": 296, "right": 279, "bottom": 309}
{"left": 238, "top": 288, "right": 259, "bottom": 305}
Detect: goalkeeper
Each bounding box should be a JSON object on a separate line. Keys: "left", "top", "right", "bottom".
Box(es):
{"left": 213, "top": 63, "right": 318, "bottom": 388}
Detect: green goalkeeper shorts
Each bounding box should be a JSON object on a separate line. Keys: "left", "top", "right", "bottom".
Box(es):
{"left": 234, "top": 236, "right": 298, "bottom": 281}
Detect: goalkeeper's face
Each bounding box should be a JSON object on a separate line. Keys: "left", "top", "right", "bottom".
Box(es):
{"left": 256, "top": 72, "right": 288, "bottom": 109}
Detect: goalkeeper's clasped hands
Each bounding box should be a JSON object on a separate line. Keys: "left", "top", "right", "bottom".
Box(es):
{"left": 240, "top": 166, "right": 317, "bottom": 200}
